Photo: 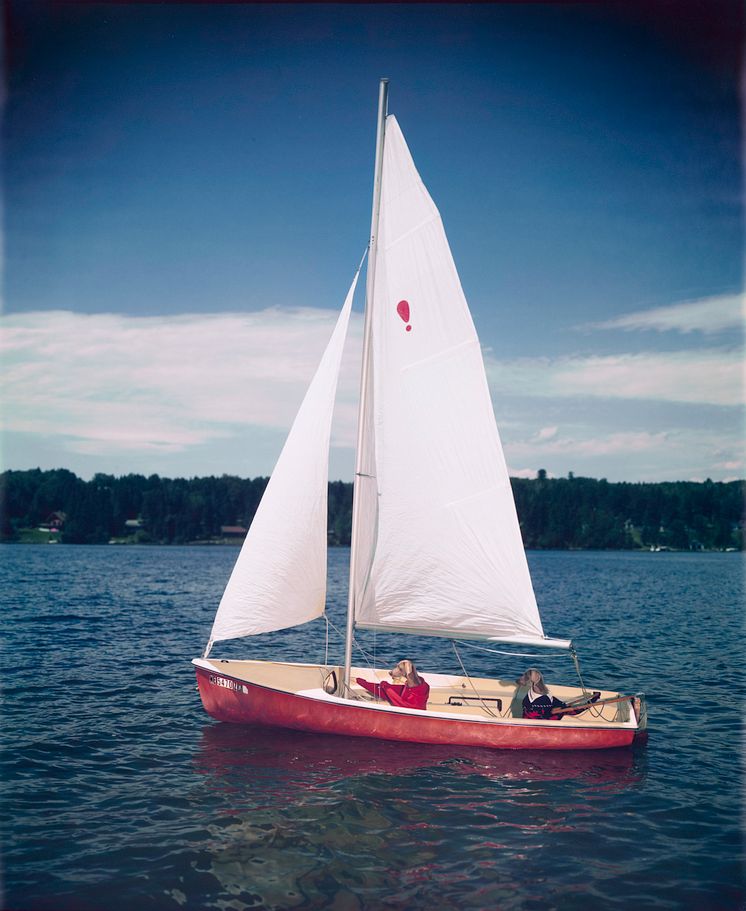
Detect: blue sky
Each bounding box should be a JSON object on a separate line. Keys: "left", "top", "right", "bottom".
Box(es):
{"left": 3, "top": 1, "right": 743, "bottom": 483}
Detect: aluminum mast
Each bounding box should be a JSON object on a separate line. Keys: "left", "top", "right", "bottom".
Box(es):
{"left": 343, "top": 78, "right": 389, "bottom": 693}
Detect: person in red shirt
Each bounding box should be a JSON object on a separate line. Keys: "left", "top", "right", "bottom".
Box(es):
{"left": 356, "top": 660, "right": 430, "bottom": 710}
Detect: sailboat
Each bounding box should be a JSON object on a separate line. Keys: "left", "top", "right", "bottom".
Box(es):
{"left": 193, "top": 81, "right": 647, "bottom": 751}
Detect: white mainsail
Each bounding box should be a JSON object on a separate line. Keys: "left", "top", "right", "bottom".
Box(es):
{"left": 354, "top": 116, "right": 558, "bottom": 647}
{"left": 207, "top": 269, "right": 360, "bottom": 648}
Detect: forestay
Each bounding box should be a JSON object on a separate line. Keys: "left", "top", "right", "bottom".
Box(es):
{"left": 206, "top": 269, "right": 360, "bottom": 649}
{"left": 354, "top": 116, "right": 556, "bottom": 647}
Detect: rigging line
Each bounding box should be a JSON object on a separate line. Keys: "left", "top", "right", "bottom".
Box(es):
{"left": 350, "top": 630, "right": 383, "bottom": 703}
{"left": 451, "top": 641, "right": 501, "bottom": 719}
{"left": 324, "top": 614, "right": 347, "bottom": 644}
{"left": 570, "top": 646, "right": 590, "bottom": 697}
{"left": 355, "top": 488, "right": 380, "bottom": 617}
{"left": 326, "top": 616, "right": 377, "bottom": 669}
{"left": 324, "top": 615, "right": 378, "bottom": 675}
{"left": 343, "top": 637, "right": 380, "bottom": 700}
{"left": 352, "top": 636, "right": 377, "bottom": 668}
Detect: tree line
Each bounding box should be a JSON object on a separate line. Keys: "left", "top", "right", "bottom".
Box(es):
{"left": 0, "top": 467, "right": 742, "bottom": 550}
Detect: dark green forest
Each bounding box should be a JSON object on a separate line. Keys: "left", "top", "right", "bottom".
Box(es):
{"left": 0, "top": 467, "right": 743, "bottom": 550}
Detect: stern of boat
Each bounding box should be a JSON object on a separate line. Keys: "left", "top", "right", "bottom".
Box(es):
{"left": 631, "top": 693, "right": 648, "bottom": 741}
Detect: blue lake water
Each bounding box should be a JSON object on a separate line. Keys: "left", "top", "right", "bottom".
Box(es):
{"left": 1, "top": 546, "right": 743, "bottom": 910}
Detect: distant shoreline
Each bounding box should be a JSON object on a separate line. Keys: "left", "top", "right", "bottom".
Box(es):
{"left": 2, "top": 539, "right": 741, "bottom": 554}
{"left": 2, "top": 468, "right": 743, "bottom": 551}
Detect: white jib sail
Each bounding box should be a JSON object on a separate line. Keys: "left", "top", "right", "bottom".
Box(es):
{"left": 355, "top": 116, "right": 551, "bottom": 646}
{"left": 208, "top": 269, "right": 359, "bottom": 646}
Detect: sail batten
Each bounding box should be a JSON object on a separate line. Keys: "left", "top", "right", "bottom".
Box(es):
{"left": 383, "top": 213, "right": 440, "bottom": 251}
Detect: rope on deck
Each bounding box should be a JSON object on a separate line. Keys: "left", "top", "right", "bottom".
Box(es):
{"left": 451, "top": 641, "right": 506, "bottom": 718}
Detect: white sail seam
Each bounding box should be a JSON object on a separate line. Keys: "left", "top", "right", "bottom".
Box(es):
{"left": 383, "top": 212, "right": 440, "bottom": 252}
{"left": 400, "top": 338, "right": 478, "bottom": 374}
{"left": 443, "top": 483, "right": 508, "bottom": 511}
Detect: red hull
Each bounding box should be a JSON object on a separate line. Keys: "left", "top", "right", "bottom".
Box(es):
{"left": 195, "top": 665, "right": 637, "bottom": 751}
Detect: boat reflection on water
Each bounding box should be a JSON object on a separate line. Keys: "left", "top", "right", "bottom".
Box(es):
{"left": 193, "top": 723, "right": 646, "bottom": 909}
{"left": 196, "top": 721, "right": 645, "bottom": 792}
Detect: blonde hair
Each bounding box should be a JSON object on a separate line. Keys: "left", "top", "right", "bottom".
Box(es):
{"left": 392, "top": 660, "right": 423, "bottom": 687}
{"left": 516, "top": 667, "right": 548, "bottom": 695}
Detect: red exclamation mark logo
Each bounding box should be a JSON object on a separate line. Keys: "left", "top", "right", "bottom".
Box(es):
{"left": 397, "top": 300, "right": 412, "bottom": 332}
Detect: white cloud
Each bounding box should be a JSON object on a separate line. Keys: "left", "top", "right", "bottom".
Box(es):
{"left": 1, "top": 308, "right": 363, "bottom": 458}
{"left": 586, "top": 292, "right": 745, "bottom": 335}
{"left": 501, "top": 423, "right": 745, "bottom": 484}
{"left": 2, "top": 308, "right": 743, "bottom": 483}
{"left": 486, "top": 349, "right": 744, "bottom": 407}
{"left": 714, "top": 460, "right": 744, "bottom": 472}
{"left": 508, "top": 467, "right": 534, "bottom": 479}
{"left": 507, "top": 466, "right": 553, "bottom": 479}
{"left": 507, "top": 430, "right": 668, "bottom": 459}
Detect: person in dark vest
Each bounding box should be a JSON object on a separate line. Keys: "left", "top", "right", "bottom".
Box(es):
{"left": 357, "top": 660, "right": 430, "bottom": 710}
{"left": 517, "top": 667, "right": 599, "bottom": 720}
